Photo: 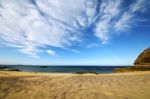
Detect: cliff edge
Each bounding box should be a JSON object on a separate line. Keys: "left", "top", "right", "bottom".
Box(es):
{"left": 134, "top": 48, "right": 150, "bottom": 66}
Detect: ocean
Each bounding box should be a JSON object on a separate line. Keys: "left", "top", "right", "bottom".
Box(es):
{"left": 5, "top": 65, "right": 129, "bottom": 74}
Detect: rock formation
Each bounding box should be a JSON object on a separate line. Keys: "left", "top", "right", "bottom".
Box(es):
{"left": 134, "top": 48, "right": 150, "bottom": 66}
{"left": 0, "top": 66, "right": 20, "bottom": 71}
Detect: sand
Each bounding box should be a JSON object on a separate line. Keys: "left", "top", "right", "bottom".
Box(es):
{"left": 0, "top": 71, "right": 150, "bottom": 99}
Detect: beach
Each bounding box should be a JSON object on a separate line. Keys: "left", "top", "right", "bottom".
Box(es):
{"left": 0, "top": 71, "right": 150, "bottom": 99}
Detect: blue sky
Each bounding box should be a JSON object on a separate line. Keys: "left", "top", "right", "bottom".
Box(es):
{"left": 0, "top": 0, "right": 150, "bottom": 65}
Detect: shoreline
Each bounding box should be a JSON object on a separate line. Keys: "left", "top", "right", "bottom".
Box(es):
{"left": 1, "top": 70, "right": 150, "bottom": 77}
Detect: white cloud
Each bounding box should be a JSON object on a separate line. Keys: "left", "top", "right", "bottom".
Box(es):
{"left": 87, "top": 43, "right": 102, "bottom": 48}
{"left": 114, "top": 12, "right": 133, "bottom": 31}
{"left": 95, "top": 16, "right": 110, "bottom": 44}
{"left": 95, "top": 0, "right": 150, "bottom": 43}
{"left": 69, "top": 49, "right": 81, "bottom": 54}
{"left": 129, "top": 0, "right": 148, "bottom": 13}
{"left": 114, "top": 0, "right": 150, "bottom": 32}
{"left": 0, "top": 0, "right": 97, "bottom": 57}
{"left": 101, "top": 0, "right": 121, "bottom": 17}
{"left": 46, "top": 50, "right": 57, "bottom": 57}
{"left": 0, "top": 0, "right": 149, "bottom": 57}
{"left": 95, "top": 0, "right": 121, "bottom": 43}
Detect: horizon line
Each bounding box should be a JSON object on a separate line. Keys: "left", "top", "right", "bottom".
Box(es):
{"left": 0, "top": 64, "right": 133, "bottom": 66}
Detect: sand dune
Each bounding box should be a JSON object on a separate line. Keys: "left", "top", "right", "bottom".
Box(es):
{"left": 0, "top": 71, "right": 150, "bottom": 99}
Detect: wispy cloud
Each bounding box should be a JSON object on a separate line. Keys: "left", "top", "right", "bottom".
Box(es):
{"left": 87, "top": 43, "right": 102, "bottom": 48}
{"left": 114, "top": 12, "right": 133, "bottom": 31}
{"left": 0, "top": 0, "right": 96, "bottom": 57}
{"left": 0, "top": 0, "right": 149, "bottom": 57}
{"left": 95, "top": 0, "right": 122, "bottom": 44}
{"left": 95, "top": 0, "right": 150, "bottom": 43}
{"left": 46, "top": 50, "right": 57, "bottom": 57}
{"left": 114, "top": 0, "right": 150, "bottom": 32}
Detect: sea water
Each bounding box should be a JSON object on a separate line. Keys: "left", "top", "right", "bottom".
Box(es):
{"left": 6, "top": 65, "right": 129, "bottom": 74}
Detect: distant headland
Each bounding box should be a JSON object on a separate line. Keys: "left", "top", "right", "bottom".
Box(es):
{"left": 115, "top": 47, "right": 150, "bottom": 72}
{"left": 134, "top": 48, "right": 150, "bottom": 66}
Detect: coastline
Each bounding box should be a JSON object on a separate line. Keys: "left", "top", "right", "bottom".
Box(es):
{"left": 1, "top": 70, "right": 150, "bottom": 77}
{"left": 0, "top": 71, "right": 150, "bottom": 99}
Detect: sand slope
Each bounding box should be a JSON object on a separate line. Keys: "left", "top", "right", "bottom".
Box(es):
{"left": 0, "top": 71, "right": 150, "bottom": 99}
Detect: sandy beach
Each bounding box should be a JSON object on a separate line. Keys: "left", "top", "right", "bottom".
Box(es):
{"left": 0, "top": 71, "right": 150, "bottom": 99}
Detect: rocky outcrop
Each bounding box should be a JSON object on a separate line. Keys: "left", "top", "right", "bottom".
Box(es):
{"left": 134, "top": 48, "right": 150, "bottom": 66}
{"left": 0, "top": 66, "right": 20, "bottom": 71}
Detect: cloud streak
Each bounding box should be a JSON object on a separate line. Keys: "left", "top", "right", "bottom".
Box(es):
{"left": 46, "top": 50, "right": 57, "bottom": 57}
{"left": 95, "top": 0, "right": 122, "bottom": 44}
{"left": 0, "top": 0, "right": 149, "bottom": 57}
{"left": 114, "top": 0, "right": 150, "bottom": 32}
{"left": 0, "top": 0, "right": 93, "bottom": 57}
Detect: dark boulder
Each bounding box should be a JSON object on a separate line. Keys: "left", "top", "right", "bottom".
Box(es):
{"left": 134, "top": 48, "right": 150, "bottom": 66}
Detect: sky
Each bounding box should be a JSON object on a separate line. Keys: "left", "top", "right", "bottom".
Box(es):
{"left": 0, "top": 0, "right": 150, "bottom": 65}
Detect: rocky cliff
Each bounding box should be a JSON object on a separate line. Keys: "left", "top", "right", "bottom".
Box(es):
{"left": 134, "top": 48, "right": 150, "bottom": 66}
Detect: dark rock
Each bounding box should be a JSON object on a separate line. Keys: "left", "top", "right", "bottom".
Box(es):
{"left": 0, "top": 66, "right": 20, "bottom": 71}
{"left": 75, "top": 71, "right": 98, "bottom": 74}
{"left": 134, "top": 48, "right": 150, "bottom": 66}
{"left": 40, "top": 66, "right": 47, "bottom": 68}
